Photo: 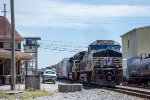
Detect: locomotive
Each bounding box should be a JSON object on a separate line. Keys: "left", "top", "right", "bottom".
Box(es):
{"left": 67, "top": 40, "right": 123, "bottom": 86}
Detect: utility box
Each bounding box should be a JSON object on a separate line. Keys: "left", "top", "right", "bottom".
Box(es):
{"left": 25, "top": 75, "right": 41, "bottom": 90}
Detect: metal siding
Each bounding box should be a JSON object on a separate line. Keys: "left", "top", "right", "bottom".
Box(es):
{"left": 122, "top": 30, "right": 138, "bottom": 59}
{"left": 137, "top": 27, "right": 150, "bottom": 57}
{"left": 122, "top": 26, "right": 150, "bottom": 59}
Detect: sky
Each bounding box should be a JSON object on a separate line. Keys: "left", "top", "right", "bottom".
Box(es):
{"left": 0, "top": 0, "right": 150, "bottom": 69}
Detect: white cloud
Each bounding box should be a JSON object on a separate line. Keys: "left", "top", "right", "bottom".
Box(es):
{"left": 1, "top": 0, "right": 149, "bottom": 68}
{"left": 1, "top": 0, "right": 150, "bottom": 29}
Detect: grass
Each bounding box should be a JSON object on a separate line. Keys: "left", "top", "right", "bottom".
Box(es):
{"left": 0, "top": 89, "right": 54, "bottom": 100}
{"left": 20, "top": 90, "right": 54, "bottom": 99}
{"left": 0, "top": 90, "right": 8, "bottom": 98}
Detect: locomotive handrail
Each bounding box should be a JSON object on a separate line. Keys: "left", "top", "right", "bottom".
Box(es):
{"left": 92, "top": 57, "right": 100, "bottom": 75}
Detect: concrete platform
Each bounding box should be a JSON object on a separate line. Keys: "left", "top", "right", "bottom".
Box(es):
{"left": 58, "top": 84, "right": 83, "bottom": 92}
{"left": 6, "top": 90, "right": 23, "bottom": 94}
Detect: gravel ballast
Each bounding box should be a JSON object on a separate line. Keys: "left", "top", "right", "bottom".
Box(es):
{"left": 0, "top": 81, "right": 146, "bottom": 100}
{"left": 35, "top": 88, "right": 144, "bottom": 100}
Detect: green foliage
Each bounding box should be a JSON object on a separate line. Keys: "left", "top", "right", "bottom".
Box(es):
{"left": 0, "top": 89, "right": 53, "bottom": 100}
{"left": 0, "top": 90, "right": 8, "bottom": 98}
{"left": 21, "top": 90, "right": 53, "bottom": 99}
{"left": 26, "top": 87, "right": 34, "bottom": 91}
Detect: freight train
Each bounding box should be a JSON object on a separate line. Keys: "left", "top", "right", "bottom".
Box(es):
{"left": 56, "top": 40, "right": 123, "bottom": 86}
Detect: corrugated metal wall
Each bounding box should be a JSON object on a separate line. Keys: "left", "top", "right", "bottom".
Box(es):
{"left": 122, "top": 26, "right": 150, "bottom": 59}
{"left": 137, "top": 27, "right": 150, "bottom": 57}
{"left": 122, "top": 30, "right": 138, "bottom": 59}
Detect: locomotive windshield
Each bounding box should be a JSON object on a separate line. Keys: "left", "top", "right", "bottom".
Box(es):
{"left": 88, "top": 40, "right": 121, "bottom": 52}
{"left": 88, "top": 45, "right": 121, "bottom": 52}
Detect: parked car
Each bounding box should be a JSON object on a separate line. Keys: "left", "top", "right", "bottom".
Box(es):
{"left": 42, "top": 70, "right": 57, "bottom": 84}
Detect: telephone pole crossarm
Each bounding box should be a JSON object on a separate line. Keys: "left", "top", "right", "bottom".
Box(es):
{"left": 1, "top": 4, "right": 7, "bottom": 17}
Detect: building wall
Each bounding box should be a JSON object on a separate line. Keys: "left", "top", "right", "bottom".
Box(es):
{"left": 122, "top": 26, "right": 150, "bottom": 59}
{"left": 137, "top": 27, "right": 150, "bottom": 58}
{"left": 122, "top": 30, "right": 138, "bottom": 59}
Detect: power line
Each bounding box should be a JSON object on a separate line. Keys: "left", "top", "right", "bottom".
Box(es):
{"left": 40, "top": 40, "right": 89, "bottom": 44}
{"left": 39, "top": 41, "right": 87, "bottom": 52}
{"left": 39, "top": 43, "right": 87, "bottom": 50}
{"left": 39, "top": 46, "right": 85, "bottom": 53}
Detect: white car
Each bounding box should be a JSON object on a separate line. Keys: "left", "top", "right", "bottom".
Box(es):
{"left": 42, "top": 70, "right": 57, "bottom": 84}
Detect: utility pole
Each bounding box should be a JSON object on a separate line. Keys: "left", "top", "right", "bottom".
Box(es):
{"left": 10, "top": 0, "right": 16, "bottom": 90}
{"left": 35, "top": 37, "right": 38, "bottom": 74}
{"left": 1, "top": 4, "right": 7, "bottom": 18}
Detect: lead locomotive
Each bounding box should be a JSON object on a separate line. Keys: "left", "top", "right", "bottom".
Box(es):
{"left": 68, "top": 40, "right": 123, "bottom": 86}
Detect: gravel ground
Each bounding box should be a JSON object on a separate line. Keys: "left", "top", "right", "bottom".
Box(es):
{"left": 35, "top": 80, "right": 145, "bottom": 100}
{"left": 35, "top": 88, "right": 145, "bottom": 100}
{"left": 0, "top": 80, "right": 147, "bottom": 100}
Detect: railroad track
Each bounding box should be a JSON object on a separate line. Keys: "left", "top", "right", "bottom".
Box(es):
{"left": 66, "top": 79, "right": 150, "bottom": 99}
{"left": 123, "top": 83, "right": 150, "bottom": 90}
{"left": 105, "top": 86, "right": 150, "bottom": 99}
{"left": 82, "top": 83, "right": 150, "bottom": 99}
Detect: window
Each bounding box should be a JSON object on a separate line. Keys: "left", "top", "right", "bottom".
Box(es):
{"left": 45, "top": 71, "right": 56, "bottom": 74}
{"left": 0, "top": 42, "right": 3, "bottom": 48}
{"left": 128, "top": 40, "right": 129, "bottom": 48}
{"left": 26, "top": 39, "right": 32, "bottom": 45}
{"left": 18, "top": 43, "right": 21, "bottom": 49}
{"left": 26, "top": 39, "right": 36, "bottom": 45}
{"left": 4, "top": 42, "right": 10, "bottom": 49}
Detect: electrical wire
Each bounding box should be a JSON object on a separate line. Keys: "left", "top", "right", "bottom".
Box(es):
{"left": 39, "top": 40, "right": 88, "bottom": 53}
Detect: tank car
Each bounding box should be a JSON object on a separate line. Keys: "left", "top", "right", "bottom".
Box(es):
{"left": 127, "top": 58, "right": 150, "bottom": 85}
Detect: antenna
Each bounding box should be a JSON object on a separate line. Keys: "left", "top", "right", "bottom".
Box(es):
{"left": 1, "top": 4, "right": 7, "bottom": 18}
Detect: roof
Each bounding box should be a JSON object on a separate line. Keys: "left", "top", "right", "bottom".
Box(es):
{"left": 0, "top": 49, "right": 36, "bottom": 60}
{"left": 24, "top": 37, "right": 41, "bottom": 40}
{"left": 0, "top": 16, "right": 24, "bottom": 41}
{"left": 0, "top": 49, "right": 11, "bottom": 58}
{"left": 120, "top": 25, "right": 150, "bottom": 37}
{"left": 16, "top": 51, "right": 36, "bottom": 60}
{"left": 89, "top": 40, "right": 120, "bottom": 46}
